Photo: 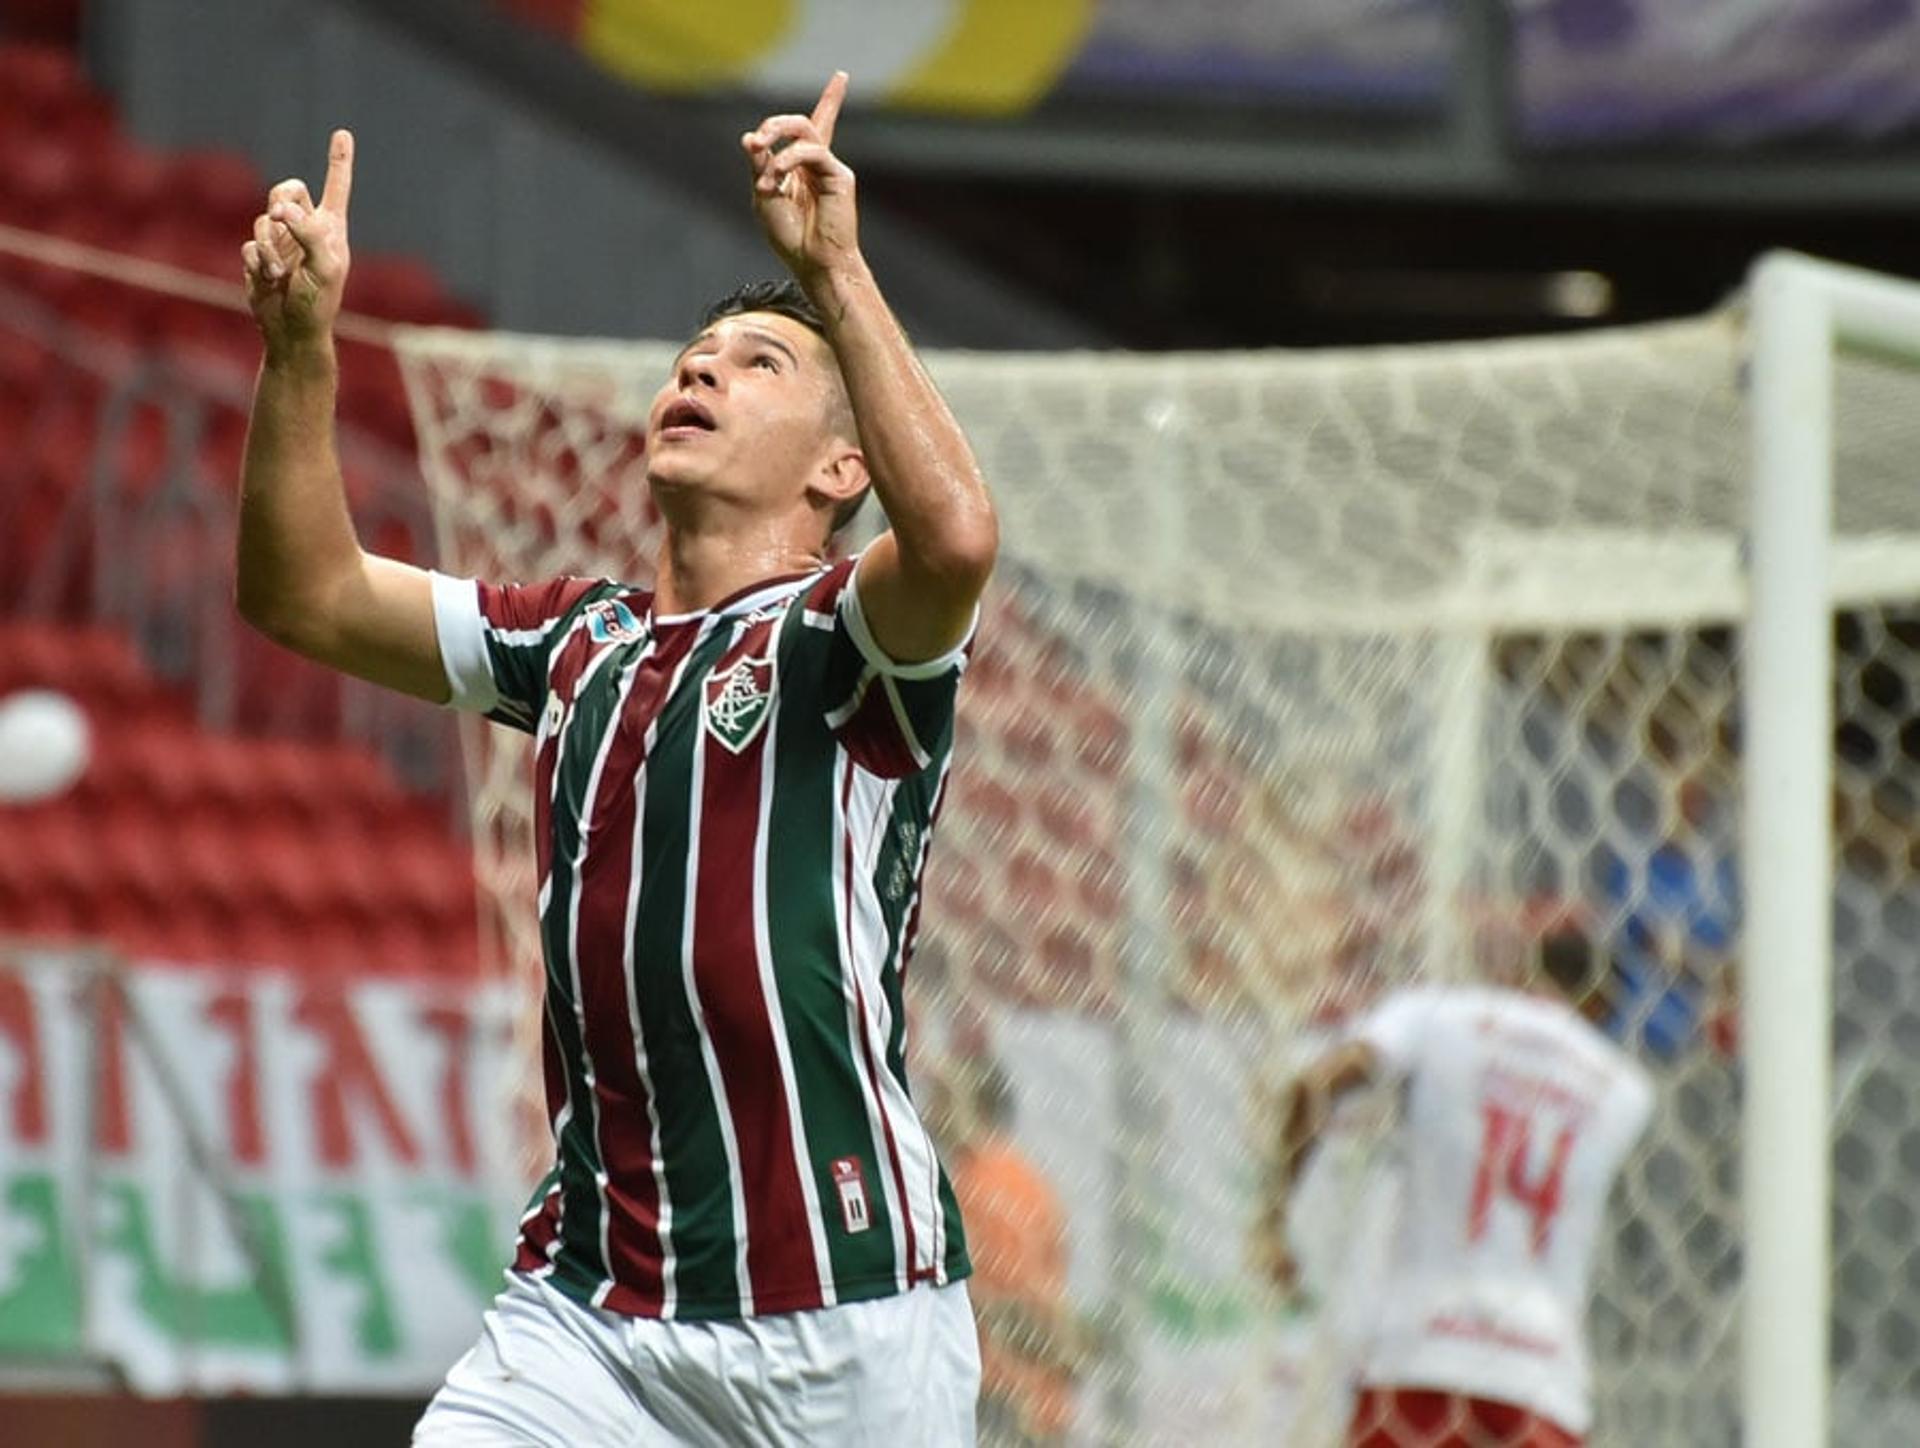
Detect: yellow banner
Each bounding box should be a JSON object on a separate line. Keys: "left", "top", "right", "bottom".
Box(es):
{"left": 580, "top": 0, "right": 1097, "bottom": 115}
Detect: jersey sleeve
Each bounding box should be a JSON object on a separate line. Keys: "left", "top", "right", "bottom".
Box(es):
{"left": 807, "top": 556, "right": 978, "bottom": 780}
{"left": 429, "top": 571, "right": 604, "bottom": 733}
{"left": 1351, "top": 988, "right": 1439, "bottom": 1081}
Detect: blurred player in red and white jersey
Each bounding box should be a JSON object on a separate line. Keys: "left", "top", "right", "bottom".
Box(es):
{"left": 1264, "top": 932, "right": 1655, "bottom": 1448}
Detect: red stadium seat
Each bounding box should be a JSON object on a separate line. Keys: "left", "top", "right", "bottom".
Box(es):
{"left": 193, "top": 407, "right": 251, "bottom": 494}
{"left": 337, "top": 356, "right": 417, "bottom": 447}
{"left": 2, "top": 880, "right": 89, "bottom": 943}
{"left": 116, "top": 723, "right": 213, "bottom": 814}
{"left": 371, "top": 822, "right": 480, "bottom": 934}
{"left": 169, "top": 325, "right": 262, "bottom": 396}
{"left": 0, "top": 331, "right": 54, "bottom": 402}
{"left": 0, "top": 43, "right": 91, "bottom": 116}
{"left": 98, "top": 803, "right": 183, "bottom": 907}
{"left": 0, "top": 626, "right": 146, "bottom": 718}
{"left": 311, "top": 824, "right": 391, "bottom": 923}
{"left": 228, "top": 911, "right": 312, "bottom": 974}
{"left": 356, "top": 915, "right": 436, "bottom": 978}
{"left": 366, "top": 513, "right": 424, "bottom": 566}
{"left": 0, "top": 131, "right": 86, "bottom": 224}
{"left": 24, "top": 394, "right": 95, "bottom": 500}
{"left": 92, "top": 138, "right": 173, "bottom": 214}
{"left": 0, "top": 63, "right": 492, "bottom": 984}
{"left": 349, "top": 254, "right": 455, "bottom": 325}
{"left": 2, "top": 1, "right": 85, "bottom": 46}
{"left": 64, "top": 626, "right": 155, "bottom": 705}
{"left": 100, "top": 399, "right": 172, "bottom": 503}
{"left": 174, "top": 814, "right": 256, "bottom": 918}
{"left": 136, "top": 894, "right": 232, "bottom": 967}
{"left": 255, "top": 738, "right": 407, "bottom": 828}
{"left": 308, "top": 742, "right": 406, "bottom": 825}
{"left": 238, "top": 817, "right": 335, "bottom": 918}
{"left": 304, "top": 910, "right": 380, "bottom": 977}
{"left": 432, "top": 913, "right": 484, "bottom": 980}
{"left": 231, "top": 636, "right": 345, "bottom": 736}
{"left": 2, "top": 480, "right": 85, "bottom": 613}
{"left": 165, "top": 149, "right": 264, "bottom": 236}
{"left": 0, "top": 808, "right": 60, "bottom": 901}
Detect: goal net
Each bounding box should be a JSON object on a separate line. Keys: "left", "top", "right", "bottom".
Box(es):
{"left": 393, "top": 271, "right": 1920, "bottom": 1446}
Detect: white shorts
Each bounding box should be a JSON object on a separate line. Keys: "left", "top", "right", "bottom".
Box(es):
{"left": 414, "top": 1271, "right": 980, "bottom": 1447}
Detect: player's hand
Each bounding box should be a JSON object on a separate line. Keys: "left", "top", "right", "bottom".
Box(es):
{"left": 1254, "top": 1206, "right": 1302, "bottom": 1298}
{"left": 742, "top": 72, "right": 859, "bottom": 286}
{"left": 243, "top": 129, "right": 354, "bottom": 359}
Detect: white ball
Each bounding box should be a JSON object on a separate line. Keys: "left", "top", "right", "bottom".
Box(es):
{"left": 0, "top": 689, "right": 92, "bottom": 804}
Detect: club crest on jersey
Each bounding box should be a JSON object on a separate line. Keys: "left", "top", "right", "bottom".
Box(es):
{"left": 704, "top": 655, "right": 776, "bottom": 754}
{"left": 586, "top": 598, "right": 644, "bottom": 645}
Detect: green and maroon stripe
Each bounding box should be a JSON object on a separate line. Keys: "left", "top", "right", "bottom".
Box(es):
{"left": 767, "top": 605, "right": 905, "bottom": 1300}
{"left": 622, "top": 615, "right": 744, "bottom": 1318}
{"left": 537, "top": 631, "right": 630, "bottom": 1301}
{"left": 567, "top": 625, "right": 705, "bottom": 1314}
{"left": 688, "top": 616, "right": 829, "bottom": 1313}
{"left": 839, "top": 758, "right": 922, "bottom": 1289}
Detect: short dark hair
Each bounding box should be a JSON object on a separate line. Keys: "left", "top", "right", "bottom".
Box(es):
{"left": 697, "top": 280, "right": 869, "bottom": 535}
{"left": 1539, "top": 930, "right": 1600, "bottom": 1002}
{"left": 701, "top": 278, "right": 828, "bottom": 337}
{"left": 973, "top": 1060, "right": 1016, "bottom": 1132}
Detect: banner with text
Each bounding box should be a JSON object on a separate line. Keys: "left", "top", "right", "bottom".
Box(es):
{"left": 0, "top": 951, "right": 526, "bottom": 1394}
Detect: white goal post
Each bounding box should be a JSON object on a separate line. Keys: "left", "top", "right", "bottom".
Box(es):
{"left": 1746, "top": 251, "right": 1920, "bottom": 1448}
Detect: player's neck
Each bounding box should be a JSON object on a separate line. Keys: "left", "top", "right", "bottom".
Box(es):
{"left": 653, "top": 515, "right": 826, "bottom": 616}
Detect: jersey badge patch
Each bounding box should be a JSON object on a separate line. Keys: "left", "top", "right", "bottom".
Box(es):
{"left": 586, "top": 598, "right": 644, "bottom": 645}
{"left": 704, "top": 655, "right": 777, "bottom": 754}
{"left": 830, "top": 1156, "right": 872, "bottom": 1235}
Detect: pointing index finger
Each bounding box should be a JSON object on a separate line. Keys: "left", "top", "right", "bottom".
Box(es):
{"left": 810, "top": 72, "right": 848, "bottom": 147}
{"left": 320, "top": 128, "right": 354, "bottom": 216}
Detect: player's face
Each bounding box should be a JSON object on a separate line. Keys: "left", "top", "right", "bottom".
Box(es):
{"left": 645, "top": 311, "right": 849, "bottom": 522}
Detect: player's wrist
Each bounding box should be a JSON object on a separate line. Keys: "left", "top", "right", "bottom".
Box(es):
{"left": 262, "top": 330, "right": 338, "bottom": 376}
{"left": 796, "top": 252, "right": 875, "bottom": 326}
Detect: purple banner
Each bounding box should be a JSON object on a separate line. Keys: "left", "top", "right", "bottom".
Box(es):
{"left": 1060, "top": 0, "right": 1451, "bottom": 109}
{"left": 1516, "top": 0, "right": 1920, "bottom": 145}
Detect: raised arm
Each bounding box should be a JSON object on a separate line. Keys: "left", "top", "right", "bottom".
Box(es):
{"left": 743, "top": 74, "right": 998, "bottom": 665}
{"left": 235, "top": 129, "right": 446, "bottom": 703}
{"left": 1257, "top": 1041, "right": 1378, "bottom": 1293}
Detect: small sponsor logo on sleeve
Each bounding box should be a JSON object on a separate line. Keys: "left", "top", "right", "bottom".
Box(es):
{"left": 586, "top": 599, "right": 645, "bottom": 645}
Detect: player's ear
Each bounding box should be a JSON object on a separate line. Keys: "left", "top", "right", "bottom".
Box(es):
{"left": 812, "top": 443, "right": 869, "bottom": 512}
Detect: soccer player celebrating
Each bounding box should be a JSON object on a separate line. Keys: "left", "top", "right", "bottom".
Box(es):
{"left": 1263, "top": 932, "right": 1655, "bottom": 1448}
{"left": 238, "top": 73, "right": 993, "bottom": 1444}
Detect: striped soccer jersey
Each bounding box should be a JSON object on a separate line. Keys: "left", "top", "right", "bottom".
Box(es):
{"left": 430, "top": 555, "right": 973, "bottom": 1320}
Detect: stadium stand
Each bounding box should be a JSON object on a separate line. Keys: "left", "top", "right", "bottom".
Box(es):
{"left": 0, "top": 36, "right": 483, "bottom": 980}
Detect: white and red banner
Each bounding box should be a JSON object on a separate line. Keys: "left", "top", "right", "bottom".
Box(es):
{"left": 0, "top": 949, "right": 526, "bottom": 1394}
{"left": 0, "top": 946, "right": 1382, "bottom": 1423}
